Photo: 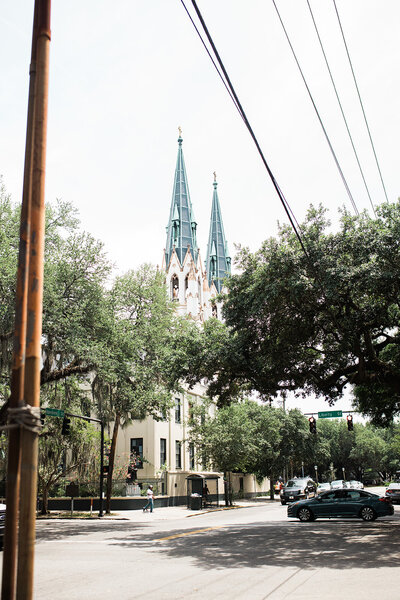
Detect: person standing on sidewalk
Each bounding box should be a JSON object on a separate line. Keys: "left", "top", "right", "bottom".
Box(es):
{"left": 143, "top": 485, "right": 154, "bottom": 513}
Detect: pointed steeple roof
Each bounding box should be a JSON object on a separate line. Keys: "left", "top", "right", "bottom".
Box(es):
{"left": 165, "top": 131, "right": 198, "bottom": 267}
{"left": 205, "top": 174, "right": 231, "bottom": 292}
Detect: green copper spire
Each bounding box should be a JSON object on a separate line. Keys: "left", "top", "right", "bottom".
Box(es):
{"left": 165, "top": 131, "right": 198, "bottom": 267}
{"left": 206, "top": 174, "right": 231, "bottom": 292}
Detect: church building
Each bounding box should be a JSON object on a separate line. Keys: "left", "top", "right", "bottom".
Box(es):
{"left": 114, "top": 132, "right": 268, "bottom": 503}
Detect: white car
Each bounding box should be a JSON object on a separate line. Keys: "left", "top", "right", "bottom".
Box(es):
{"left": 330, "top": 479, "right": 349, "bottom": 489}
{"left": 316, "top": 482, "right": 331, "bottom": 495}
{"left": 348, "top": 480, "right": 364, "bottom": 489}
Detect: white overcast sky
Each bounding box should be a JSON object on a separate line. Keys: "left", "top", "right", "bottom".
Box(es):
{"left": 1, "top": 1, "right": 399, "bottom": 418}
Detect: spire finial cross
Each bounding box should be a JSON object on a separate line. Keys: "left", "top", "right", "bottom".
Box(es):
{"left": 178, "top": 126, "right": 182, "bottom": 137}
{"left": 213, "top": 171, "right": 217, "bottom": 182}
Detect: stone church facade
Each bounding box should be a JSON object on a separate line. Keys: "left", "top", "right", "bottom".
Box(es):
{"left": 114, "top": 132, "right": 268, "bottom": 502}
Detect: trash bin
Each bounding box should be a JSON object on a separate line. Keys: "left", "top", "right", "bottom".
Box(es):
{"left": 190, "top": 493, "right": 202, "bottom": 510}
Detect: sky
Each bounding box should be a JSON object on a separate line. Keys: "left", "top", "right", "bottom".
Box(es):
{"left": 1, "top": 1, "right": 399, "bottom": 418}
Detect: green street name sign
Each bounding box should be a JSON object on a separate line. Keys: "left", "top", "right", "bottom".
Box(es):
{"left": 45, "top": 408, "right": 65, "bottom": 418}
{"left": 318, "top": 410, "right": 343, "bottom": 419}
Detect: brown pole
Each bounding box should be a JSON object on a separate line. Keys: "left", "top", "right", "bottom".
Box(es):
{"left": 1, "top": 2, "right": 39, "bottom": 598}
{"left": 16, "top": 2, "right": 51, "bottom": 598}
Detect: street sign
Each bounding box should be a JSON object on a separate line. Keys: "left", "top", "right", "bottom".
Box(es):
{"left": 45, "top": 407, "right": 65, "bottom": 418}
{"left": 318, "top": 410, "right": 343, "bottom": 419}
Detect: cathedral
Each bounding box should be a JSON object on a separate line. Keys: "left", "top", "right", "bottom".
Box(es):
{"left": 162, "top": 130, "right": 231, "bottom": 320}
{"left": 114, "top": 132, "right": 268, "bottom": 504}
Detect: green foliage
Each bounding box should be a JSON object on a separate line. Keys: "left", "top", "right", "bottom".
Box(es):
{"left": 183, "top": 202, "right": 400, "bottom": 423}
{"left": 190, "top": 399, "right": 400, "bottom": 482}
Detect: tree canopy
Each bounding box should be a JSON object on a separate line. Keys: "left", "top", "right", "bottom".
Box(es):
{"left": 186, "top": 203, "right": 400, "bottom": 424}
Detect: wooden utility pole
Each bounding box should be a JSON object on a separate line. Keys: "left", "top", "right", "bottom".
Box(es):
{"left": 1, "top": 2, "right": 51, "bottom": 599}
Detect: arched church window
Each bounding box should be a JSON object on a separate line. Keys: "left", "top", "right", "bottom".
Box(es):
{"left": 171, "top": 275, "right": 179, "bottom": 301}
{"left": 211, "top": 303, "right": 217, "bottom": 318}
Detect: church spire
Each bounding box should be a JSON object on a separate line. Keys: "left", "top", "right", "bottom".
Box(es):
{"left": 205, "top": 174, "right": 231, "bottom": 292}
{"left": 165, "top": 130, "right": 198, "bottom": 267}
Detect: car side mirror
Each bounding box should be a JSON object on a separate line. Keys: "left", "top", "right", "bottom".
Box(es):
{"left": 316, "top": 496, "right": 322, "bottom": 501}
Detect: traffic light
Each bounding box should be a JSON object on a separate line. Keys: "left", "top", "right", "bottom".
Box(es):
{"left": 347, "top": 414, "right": 354, "bottom": 431}
{"left": 61, "top": 417, "right": 71, "bottom": 436}
{"left": 309, "top": 416, "right": 317, "bottom": 434}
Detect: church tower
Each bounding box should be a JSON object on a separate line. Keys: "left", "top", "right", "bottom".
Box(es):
{"left": 205, "top": 173, "right": 231, "bottom": 294}
{"left": 163, "top": 131, "right": 206, "bottom": 321}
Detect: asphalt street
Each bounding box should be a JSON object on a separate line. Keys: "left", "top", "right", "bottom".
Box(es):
{"left": 2, "top": 488, "right": 399, "bottom": 599}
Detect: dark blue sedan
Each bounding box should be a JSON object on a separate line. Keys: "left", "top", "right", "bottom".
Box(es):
{"left": 287, "top": 488, "right": 394, "bottom": 522}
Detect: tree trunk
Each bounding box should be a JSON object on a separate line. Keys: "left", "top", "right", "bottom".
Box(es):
{"left": 223, "top": 471, "right": 229, "bottom": 506}
{"left": 105, "top": 412, "right": 120, "bottom": 514}
{"left": 269, "top": 470, "right": 275, "bottom": 501}
{"left": 41, "top": 484, "right": 49, "bottom": 515}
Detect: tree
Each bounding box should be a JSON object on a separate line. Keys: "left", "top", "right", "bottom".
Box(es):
{"left": 189, "top": 203, "right": 400, "bottom": 424}
{"left": 38, "top": 381, "right": 101, "bottom": 514}
{"left": 0, "top": 188, "right": 112, "bottom": 407}
{"left": 92, "top": 265, "right": 184, "bottom": 513}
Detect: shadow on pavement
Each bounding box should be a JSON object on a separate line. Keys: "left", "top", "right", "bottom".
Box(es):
{"left": 111, "top": 518, "right": 400, "bottom": 571}
{"left": 35, "top": 520, "right": 146, "bottom": 542}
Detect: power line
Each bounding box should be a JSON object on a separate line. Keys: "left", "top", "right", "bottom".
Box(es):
{"left": 181, "top": 0, "right": 350, "bottom": 340}
{"left": 306, "top": 0, "right": 376, "bottom": 217}
{"left": 181, "top": 0, "right": 311, "bottom": 261}
{"left": 272, "top": 0, "right": 359, "bottom": 216}
{"left": 179, "top": 0, "right": 243, "bottom": 120}
{"left": 333, "top": 0, "right": 389, "bottom": 204}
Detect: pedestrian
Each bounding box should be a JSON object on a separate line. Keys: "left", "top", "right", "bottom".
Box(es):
{"left": 143, "top": 485, "right": 154, "bottom": 513}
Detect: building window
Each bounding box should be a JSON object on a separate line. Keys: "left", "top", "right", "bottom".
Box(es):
{"left": 171, "top": 275, "right": 179, "bottom": 301}
{"left": 175, "top": 441, "right": 182, "bottom": 469}
{"left": 160, "top": 438, "right": 167, "bottom": 467}
{"left": 130, "top": 438, "right": 143, "bottom": 469}
{"left": 175, "top": 397, "right": 181, "bottom": 423}
{"left": 189, "top": 443, "right": 195, "bottom": 470}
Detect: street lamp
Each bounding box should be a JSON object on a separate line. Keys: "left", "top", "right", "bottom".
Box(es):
{"left": 314, "top": 465, "right": 318, "bottom": 484}
{"left": 301, "top": 461, "right": 304, "bottom": 478}
{"left": 342, "top": 466, "right": 346, "bottom": 481}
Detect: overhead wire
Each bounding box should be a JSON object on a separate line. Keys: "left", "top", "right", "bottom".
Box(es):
{"left": 272, "top": 0, "right": 359, "bottom": 216}
{"left": 179, "top": 0, "right": 243, "bottom": 120}
{"left": 181, "top": 0, "right": 351, "bottom": 357}
{"left": 306, "top": 0, "right": 376, "bottom": 217}
{"left": 333, "top": 0, "right": 389, "bottom": 204}
{"left": 181, "top": 0, "right": 310, "bottom": 259}
{"left": 181, "top": 0, "right": 349, "bottom": 338}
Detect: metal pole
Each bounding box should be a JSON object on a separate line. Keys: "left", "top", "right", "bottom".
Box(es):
{"left": 99, "top": 422, "right": 104, "bottom": 517}
{"left": 1, "top": 3, "right": 39, "bottom": 597}
{"left": 16, "top": 2, "right": 51, "bottom": 598}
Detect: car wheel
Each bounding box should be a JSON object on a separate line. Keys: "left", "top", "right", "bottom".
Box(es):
{"left": 298, "top": 507, "right": 313, "bottom": 522}
{"left": 281, "top": 500, "right": 286, "bottom": 505}
{"left": 360, "top": 506, "right": 376, "bottom": 521}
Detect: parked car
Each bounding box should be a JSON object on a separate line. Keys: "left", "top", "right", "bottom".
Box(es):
{"left": 348, "top": 480, "right": 364, "bottom": 489}
{"left": 287, "top": 488, "right": 394, "bottom": 522}
{"left": 0, "top": 503, "right": 5, "bottom": 550}
{"left": 331, "top": 479, "right": 349, "bottom": 489}
{"left": 385, "top": 483, "right": 400, "bottom": 504}
{"left": 317, "top": 482, "right": 331, "bottom": 495}
{"left": 280, "top": 478, "right": 317, "bottom": 505}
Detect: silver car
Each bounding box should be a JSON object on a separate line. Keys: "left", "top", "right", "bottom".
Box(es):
{"left": 331, "top": 479, "right": 349, "bottom": 489}
{"left": 348, "top": 480, "right": 364, "bottom": 489}
{"left": 316, "top": 482, "right": 331, "bottom": 495}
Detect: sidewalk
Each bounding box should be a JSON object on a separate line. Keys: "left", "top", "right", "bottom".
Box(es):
{"left": 106, "top": 498, "right": 275, "bottom": 522}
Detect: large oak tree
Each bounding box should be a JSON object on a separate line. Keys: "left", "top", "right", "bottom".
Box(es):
{"left": 185, "top": 203, "right": 400, "bottom": 424}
